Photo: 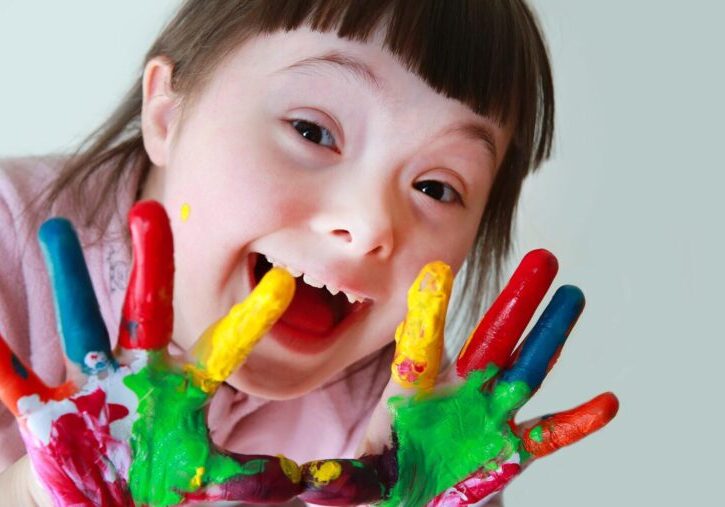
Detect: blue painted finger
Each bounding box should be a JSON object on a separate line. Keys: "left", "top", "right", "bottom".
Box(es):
{"left": 38, "top": 218, "right": 114, "bottom": 374}
{"left": 498, "top": 285, "right": 584, "bottom": 392}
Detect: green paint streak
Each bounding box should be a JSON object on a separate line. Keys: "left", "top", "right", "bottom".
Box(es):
{"left": 350, "top": 460, "right": 365, "bottom": 469}
{"left": 124, "top": 351, "right": 259, "bottom": 506}
{"left": 529, "top": 425, "right": 544, "bottom": 443}
{"left": 382, "top": 366, "right": 531, "bottom": 507}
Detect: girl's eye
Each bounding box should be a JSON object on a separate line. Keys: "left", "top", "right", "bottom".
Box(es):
{"left": 290, "top": 119, "right": 338, "bottom": 151}
{"left": 413, "top": 180, "right": 463, "bottom": 205}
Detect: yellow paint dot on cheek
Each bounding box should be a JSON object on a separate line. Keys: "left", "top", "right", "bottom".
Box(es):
{"left": 180, "top": 203, "right": 191, "bottom": 222}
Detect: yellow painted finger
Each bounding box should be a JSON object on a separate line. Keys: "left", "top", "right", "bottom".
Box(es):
{"left": 186, "top": 267, "right": 295, "bottom": 393}
{"left": 391, "top": 261, "right": 453, "bottom": 392}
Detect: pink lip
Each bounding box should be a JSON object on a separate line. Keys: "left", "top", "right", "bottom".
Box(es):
{"left": 246, "top": 253, "right": 373, "bottom": 355}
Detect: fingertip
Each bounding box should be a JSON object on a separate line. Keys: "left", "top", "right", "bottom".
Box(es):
{"left": 128, "top": 199, "right": 168, "bottom": 226}
{"left": 591, "top": 391, "right": 620, "bottom": 423}
{"left": 38, "top": 217, "right": 73, "bottom": 246}
{"left": 521, "top": 249, "right": 559, "bottom": 278}
{"left": 255, "top": 266, "right": 296, "bottom": 308}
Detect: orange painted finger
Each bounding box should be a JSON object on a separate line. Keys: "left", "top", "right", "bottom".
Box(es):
{"left": 520, "top": 392, "right": 619, "bottom": 459}
{"left": 0, "top": 334, "right": 64, "bottom": 416}
{"left": 456, "top": 249, "right": 558, "bottom": 378}
{"left": 118, "top": 200, "right": 175, "bottom": 351}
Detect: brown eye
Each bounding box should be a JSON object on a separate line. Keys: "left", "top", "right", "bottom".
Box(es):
{"left": 291, "top": 119, "right": 338, "bottom": 151}
{"left": 413, "top": 180, "right": 462, "bottom": 204}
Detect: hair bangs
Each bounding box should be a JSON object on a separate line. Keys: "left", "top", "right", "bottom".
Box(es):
{"left": 248, "top": 0, "right": 553, "bottom": 169}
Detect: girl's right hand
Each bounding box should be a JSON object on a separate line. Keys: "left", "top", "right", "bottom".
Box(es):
{"left": 296, "top": 250, "right": 619, "bottom": 506}
{"left": 0, "top": 201, "right": 306, "bottom": 506}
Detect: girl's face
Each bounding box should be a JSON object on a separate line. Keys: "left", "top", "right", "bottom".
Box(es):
{"left": 141, "top": 27, "right": 511, "bottom": 399}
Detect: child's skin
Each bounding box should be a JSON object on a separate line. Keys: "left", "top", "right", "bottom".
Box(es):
{"left": 140, "top": 26, "right": 511, "bottom": 400}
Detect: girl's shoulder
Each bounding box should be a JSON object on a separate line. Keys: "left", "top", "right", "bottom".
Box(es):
{"left": 0, "top": 154, "right": 66, "bottom": 227}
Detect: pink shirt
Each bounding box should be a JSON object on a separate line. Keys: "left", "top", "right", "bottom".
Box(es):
{"left": 0, "top": 156, "right": 391, "bottom": 474}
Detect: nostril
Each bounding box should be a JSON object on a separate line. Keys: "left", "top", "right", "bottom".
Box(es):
{"left": 331, "top": 229, "right": 353, "bottom": 243}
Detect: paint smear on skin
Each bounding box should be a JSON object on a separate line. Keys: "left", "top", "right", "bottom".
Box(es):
{"left": 529, "top": 426, "right": 544, "bottom": 443}
{"left": 278, "top": 455, "right": 302, "bottom": 484}
{"left": 18, "top": 388, "right": 132, "bottom": 506}
{"left": 392, "top": 262, "right": 452, "bottom": 391}
{"left": 428, "top": 460, "right": 521, "bottom": 507}
{"left": 187, "top": 267, "right": 295, "bottom": 394}
{"left": 125, "top": 351, "right": 255, "bottom": 506}
{"left": 382, "top": 366, "right": 531, "bottom": 507}
{"left": 180, "top": 203, "right": 191, "bottom": 222}
{"left": 307, "top": 460, "right": 343, "bottom": 486}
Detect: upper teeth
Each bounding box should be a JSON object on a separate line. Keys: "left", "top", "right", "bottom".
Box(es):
{"left": 263, "top": 254, "right": 366, "bottom": 304}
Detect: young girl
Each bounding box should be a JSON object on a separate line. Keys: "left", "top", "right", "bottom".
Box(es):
{"left": 0, "top": 1, "right": 615, "bottom": 505}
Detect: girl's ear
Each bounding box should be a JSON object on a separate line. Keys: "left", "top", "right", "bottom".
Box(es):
{"left": 141, "top": 56, "right": 179, "bottom": 167}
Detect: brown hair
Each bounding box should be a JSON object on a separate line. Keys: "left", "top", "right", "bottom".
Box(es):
{"left": 41, "top": 0, "right": 554, "bottom": 334}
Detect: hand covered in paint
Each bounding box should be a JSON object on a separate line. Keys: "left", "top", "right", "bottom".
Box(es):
{"left": 297, "top": 251, "right": 619, "bottom": 506}
{"left": 0, "top": 201, "right": 303, "bottom": 506}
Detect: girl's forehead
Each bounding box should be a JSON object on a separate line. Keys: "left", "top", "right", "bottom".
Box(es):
{"left": 224, "top": 28, "right": 501, "bottom": 124}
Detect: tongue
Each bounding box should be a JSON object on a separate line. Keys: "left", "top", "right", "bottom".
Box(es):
{"left": 278, "top": 279, "right": 337, "bottom": 335}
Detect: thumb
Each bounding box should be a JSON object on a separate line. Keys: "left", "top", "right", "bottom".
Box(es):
{"left": 357, "top": 261, "right": 453, "bottom": 456}
{"left": 4, "top": 454, "right": 54, "bottom": 507}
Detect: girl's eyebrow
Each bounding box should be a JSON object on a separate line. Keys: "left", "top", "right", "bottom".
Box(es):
{"left": 274, "top": 51, "right": 499, "bottom": 163}
{"left": 442, "top": 121, "right": 500, "bottom": 165}
{"left": 274, "top": 50, "right": 385, "bottom": 95}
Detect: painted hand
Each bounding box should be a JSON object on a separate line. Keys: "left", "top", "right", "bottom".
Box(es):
{"left": 297, "top": 250, "right": 619, "bottom": 506}
{"left": 0, "top": 201, "right": 303, "bottom": 506}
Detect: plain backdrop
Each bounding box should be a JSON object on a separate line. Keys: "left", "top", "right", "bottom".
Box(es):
{"left": 1, "top": 1, "right": 723, "bottom": 506}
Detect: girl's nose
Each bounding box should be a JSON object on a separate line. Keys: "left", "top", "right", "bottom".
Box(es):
{"left": 311, "top": 194, "right": 396, "bottom": 260}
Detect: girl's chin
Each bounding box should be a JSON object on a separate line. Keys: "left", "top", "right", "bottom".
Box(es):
{"left": 224, "top": 347, "right": 336, "bottom": 401}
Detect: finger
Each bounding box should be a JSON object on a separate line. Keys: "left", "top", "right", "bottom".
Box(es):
{"left": 38, "top": 218, "right": 114, "bottom": 376}
{"left": 493, "top": 285, "right": 585, "bottom": 415}
{"left": 0, "top": 334, "right": 61, "bottom": 416}
{"left": 299, "top": 454, "right": 396, "bottom": 505}
{"left": 391, "top": 261, "right": 453, "bottom": 392}
{"left": 186, "top": 267, "right": 295, "bottom": 394}
{"left": 118, "top": 200, "right": 174, "bottom": 351}
{"left": 456, "top": 249, "right": 558, "bottom": 378}
{"left": 357, "top": 261, "right": 452, "bottom": 456}
{"left": 519, "top": 391, "right": 619, "bottom": 460}
{"left": 179, "top": 454, "right": 304, "bottom": 504}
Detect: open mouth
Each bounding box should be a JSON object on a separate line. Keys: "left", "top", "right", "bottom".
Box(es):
{"left": 249, "top": 253, "right": 370, "bottom": 353}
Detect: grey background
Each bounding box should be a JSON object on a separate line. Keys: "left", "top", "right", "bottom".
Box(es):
{"left": 1, "top": 1, "right": 723, "bottom": 505}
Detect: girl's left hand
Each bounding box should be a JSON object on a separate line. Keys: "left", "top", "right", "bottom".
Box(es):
{"left": 298, "top": 250, "right": 619, "bottom": 506}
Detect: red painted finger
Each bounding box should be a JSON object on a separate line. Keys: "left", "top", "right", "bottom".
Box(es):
{"left": 520, "top": 392, "right": 619, "bottom": 459}
{"left": 456, "top": 249, "right": 558, "bottom": 378}
{"left": 0, "top": 334, "right": 69, "bottom": 416}
{"left": 118, "top": 200, "right": 174, "bottom": 350}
